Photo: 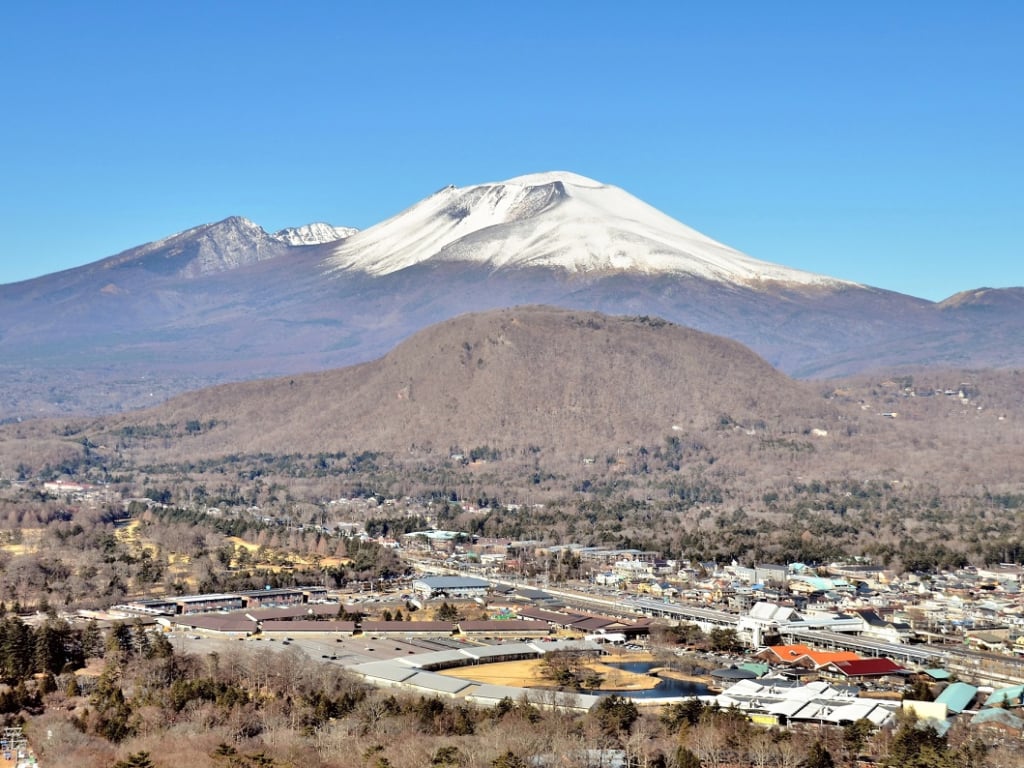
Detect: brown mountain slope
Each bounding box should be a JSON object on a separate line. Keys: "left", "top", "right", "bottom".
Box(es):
{"left": 98, "top": 306, "right": 840, "bottom": 461}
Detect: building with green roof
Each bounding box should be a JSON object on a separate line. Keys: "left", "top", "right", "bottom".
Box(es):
{"left": 935, "top": 682, "right": 978, "bottom": 714}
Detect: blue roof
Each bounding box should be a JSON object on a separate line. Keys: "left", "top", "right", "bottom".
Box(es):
{"left": 972, "top": 708, "right": 1024, "bottom": 729}
{"left": 984, "top": 685, "right": 1024, "bottom": 708}
{"left": 936, "top": 682, "right": 978, "bottom": 714}
{"left": 924, "top": 668, "right": 952, "bottom": 680}
{"left": 917, "top": 718, "right": 952, "bottom": 737}
{"left": 798, "top": 576, "right": 836, "bottom": 591}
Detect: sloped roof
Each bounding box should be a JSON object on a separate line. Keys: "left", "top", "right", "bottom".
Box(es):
{"left": 399, "top": 650, "right": 467, "bottom": 668}
{"left": 936, "top": 682, "right": 978, "bottom": 714}
{"left": 247, "top": 604, "right": 342, "bottom": 620}
{"left": 972, "top": 708, "right": 1024, "bottom": 730}
{"left": 352, "top": 660, "right": 419, "bottom": 683}
{"left": 261, "top": 619, "right": 355, "bottom": 633}
{"left": 175, "top": 614, "right": 255, "bottom": 632}
{"left": 984, "top": 685, "right": 1024, "bottom": 708}
{"left": 406, "top": 671, "right": 476, "bottom": 694}
{"left": 516, "top": 606, "right": 584, "bottom": 624}
{"left": 919, "top": 718, "right": 952, "bottom": 737}
{"left": 570, "top": 616, "right": 626, "bottom": 631}
{"left": 768, "top": 698, "right": 808, "bottom": 718}
{"left": 711, "top": 667, "right": 759, "bottom": 681}
{"left": 794, "top": 576, "right": 838, "bottom": 592}
{"left": 414, "top": 575, "right": 489, "bottom": 588}
{"left": 852, "top": 609, "right": 888, "bottom": 627}
{"left": 461, "top": 643, "right": 538, "bottom": 660}
{"left": 749, "top": 602, "right": 800, "bottom": 622}
{"left": 827, "top": 658, "right": 907, "bottom": 677}
{"left": 764, "top": 644, "right": 861, "bottom": 668}
{"left": 458, "top": 619, "right": 546, "bottom": 632}
{"left": 361, "top": 620, "right": 453, "bottom": 633}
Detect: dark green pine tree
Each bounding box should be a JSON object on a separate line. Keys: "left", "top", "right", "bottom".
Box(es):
{"left": 106, "top": 621, "right": 134, "bottom": 660}
{"left": 804, "top": 740, "right": 835, "bottom": 768}
{"left": 82, "top": 619, "right": 104, "bottom": 658}
{"left": 34, "top": 621, "right": 68, "bottom": 675}
{"left": 0, "top": 616, "right": 36, "bottom": 681}
{"left": 112, "top": 752, "right": 155, "bottom": 768}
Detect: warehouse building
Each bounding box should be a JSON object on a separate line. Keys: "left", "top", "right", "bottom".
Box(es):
{"left": 412, "top": 576, "right": 490, "bottom": 600}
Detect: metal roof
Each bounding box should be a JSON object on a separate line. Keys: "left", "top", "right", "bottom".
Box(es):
{"left": 361, "top": 620, "right": 453, "bottom": 633}
{"left": 465, "top": 684, "right": 601, "bottom": 711}
{"left": 177, "top": 593, "right": 241, "bottom": 603}
{"left": 413, "top": 576, "right": 490, "bottom": 588}
{"left": 782, "top": 627, "right": 940, "bottom": 665}
{"left": 405, "top": 672, "right": 476, "bottom": 694}
{"left": 972, "top": 707, "right": 1024, "bottom": 729}
{"left": 351, "top": 660, "right": 419, "bottom": 683}
{"left": 401, "top": 650, "right": 471, "bottom": 668}
{"left": 460, "top": 643, "right": 538, "bottom": 660}
{"left": 248, "top": 604, "right": 340, "bottom": 620}
{"left": 175, "top": 614, "right": 255, "bottom": 632}
{"left": 984, "top": 685, "right": 1024, "bottom": 708}
{"left": 260, "top": 620, "right": 355, "bottom": 633}
{"left": 827, "top": 658, "right": 907, "bottom": 677}
{"left": 935, "top": 682, "right": 978, "bottom": 714}
{"left": 458, "top": 620, "right": 546, "bottom": 632}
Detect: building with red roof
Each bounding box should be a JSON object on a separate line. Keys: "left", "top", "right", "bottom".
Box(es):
{"left": 821, "top": 658, "right": 908, "bottom": 682}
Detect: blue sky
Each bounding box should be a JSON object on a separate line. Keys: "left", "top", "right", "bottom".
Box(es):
{"left": 1, "top": 2, "right": 1020, "bottom": 300}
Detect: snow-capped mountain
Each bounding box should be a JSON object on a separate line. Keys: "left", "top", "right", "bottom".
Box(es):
{"left": 325, "top": 171, "right": 851, "bottom": 288}
{"left": 272, "top": 222, "right": 357, "bottom": 246}
{"left": 92, "top": 216, "right": 355, "bottom": 279}
{"left": 100, "top": 216, "right": 288, "bottom": 278}
{"left": 0, "top": 170, "right": 1021, "bottom": 419}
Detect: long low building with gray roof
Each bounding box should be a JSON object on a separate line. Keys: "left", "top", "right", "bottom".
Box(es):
{"left": 466, "top": 684, "right": 602, "bottom": 712}
{"left": 412, "top": 576, "right": 490, "bottom": 599}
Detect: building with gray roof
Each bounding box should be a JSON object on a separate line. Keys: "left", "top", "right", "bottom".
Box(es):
{"left": 352, "top": 660, "right": 420, "bottom": 684}
{"left": 405, "top": 671, "right": 476, "bottom": 696}
{"left": 465, "top": 684, "right": 601, "bottom": 712}
{"left": 412, "top": 576, "right": 490, "bottom": 599}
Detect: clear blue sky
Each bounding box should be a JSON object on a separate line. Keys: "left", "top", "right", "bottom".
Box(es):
{"left": 2, "top": 2, "right": 1020, "bottom": 300}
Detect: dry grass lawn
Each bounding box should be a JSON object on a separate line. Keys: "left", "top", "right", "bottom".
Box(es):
{"left": 438, "top": 657, "right": 660, "bottom": 691}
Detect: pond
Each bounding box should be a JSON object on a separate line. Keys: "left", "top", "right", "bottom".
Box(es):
{"left": 596, "top": 661, "right": 710, "bottom": 700}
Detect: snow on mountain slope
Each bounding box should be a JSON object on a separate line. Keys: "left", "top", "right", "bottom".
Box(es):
{"left": 273, "top": 222, "right": 358, "bottom": 246}
{"left": 324, "top": 171, "right": 856, "bottom": 288}
{"left": 96, "top": 216, "right": 288, "bottom": 278}
{"left": 95, "top": 217, "right": 357, "bottom": 279}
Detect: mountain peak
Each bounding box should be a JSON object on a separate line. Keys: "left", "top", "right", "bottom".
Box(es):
{"left": 938, "top": 286, "right": 1024, "bottom": 311}
{"left": 500, "top": 170, "right": 606, "bottom": 188}
{"left": 96, "top": 217, "right": 357, "bottom": 279}
{"left": 324, "top": 171, "right": 856, "bottom": 289}
{"left": 272, "top": 222, "right": 358, "bottom": 246}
